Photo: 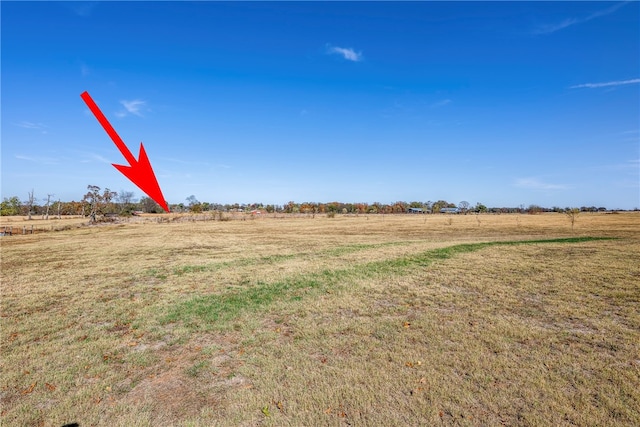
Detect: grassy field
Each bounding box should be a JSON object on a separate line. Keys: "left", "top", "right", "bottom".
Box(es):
{"left": 1, "top": 212, "right": 639, "bottom": 426}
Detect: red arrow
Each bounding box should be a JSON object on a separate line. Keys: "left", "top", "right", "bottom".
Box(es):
{"left": 80, "top": 91, "right": 169, "bottom": 212}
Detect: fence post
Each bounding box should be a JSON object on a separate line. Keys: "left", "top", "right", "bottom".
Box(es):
{"left": 23, "top": 226, "right": 26, "bottom": 235}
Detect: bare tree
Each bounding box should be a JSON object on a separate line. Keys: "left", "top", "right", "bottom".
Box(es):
{"left": 26, "top": 189, "right": 35, "bottom": 220}
{"left": 118, "top": 190, "right": 135, "bottom": 205}
{"left": 565, "top": 208, "right": 580, "bottom": 232}
{"left": 43, "top": 194, "right": 54, "bottom": 220}
{"left": 186, "top": 195, "right": 202, "bottom": 213}
{"left": 425, "top": 200, "right": 433, "bottom": 214}
{"left": 459, "top": 201, "right": 470, "bottom": 214}
{"left": 186, "top": 195, "right": 199, "bottom": 206}
{"left": 116, "top": 190, "right": 134, "bottom": 213}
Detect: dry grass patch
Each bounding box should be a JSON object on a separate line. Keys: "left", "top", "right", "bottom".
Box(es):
{"left": 221, "top": 238, "right": 639, "bottom": 426}
{"left": 1, "top": 213, "right": 638, "bottom": 425}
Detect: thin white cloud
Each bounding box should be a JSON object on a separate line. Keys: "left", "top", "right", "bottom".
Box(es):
{"left": 570, "top": 79, "right": 640, "bottom": 89}
{"left": 116, "top": 99, "right": 147, "bottom": 118}
{"left": 618, "top": 130, "right": 640, "bottom": 142}
{"left": 73, "top": 150, "right": 113, "bottom": 164}
{"left": 15, "top": 154, "right": 59, "bottom": 165}
{"left": 15, "top": 121, "right": 47, "bottom": 130}
{"left": 15, "top": 121, "right": 48, "bottom": 134}
{"left": 590, "top": 158, "right": 640, "bottom": 172}
{"left": 515, "top": 178, "right": 569, "bottom": 190}
{"left": 88, "top": 153, "right": 112, "bottom": 165}
{"left": 80, "top": 63, "right": 90, "bottom": 77}
{"left": 534, "top": 2, "right": 628, "bottom": 35}
{"left": 326, "top": 45, "right": 363, "bottom": 62}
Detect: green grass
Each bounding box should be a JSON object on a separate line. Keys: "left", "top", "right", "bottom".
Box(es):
{"left": 2, "top": 212, "right": 637, "bottom": 426}
{"left": 153, "top": 242, "right": 415, "bottom": 280}
{"left": 185, "top": 361, "right": 210, "bottom": 378}
{"left": 163, "top": 236, "right": 613, "bottom": 330}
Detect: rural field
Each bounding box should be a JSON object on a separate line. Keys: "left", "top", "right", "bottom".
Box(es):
{"left": 1, "top": 212, "right": 639, "bottom": 426}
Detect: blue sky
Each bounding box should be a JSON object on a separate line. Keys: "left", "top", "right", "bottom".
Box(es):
{"left": 2, "top": 1, "right": 639, "bottom": 209}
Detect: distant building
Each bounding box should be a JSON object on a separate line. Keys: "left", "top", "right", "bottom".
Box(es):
{"left": 440, "top": 207, "right": 459, "bottom": 214}
{"left": 407, "top": 208, "right": 424, "bottom": 214}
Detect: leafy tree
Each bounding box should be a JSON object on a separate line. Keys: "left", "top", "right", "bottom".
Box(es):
{"left": 370, "top": 202, "right": 382, "bottom": 214}
{"left": 475, "top": 202, "right": 487, "bottom": 213}
{"left": 326, "top": 202, "right": 338, "bottom": 213}
{"left": 64, "top": 201, "right": 85, "bottom": 215}
{"left": 0, "top": 196, "right": 21, "bottom": 216}
{"left": 169, "top": 202, "right": 185, "bottom": 213}
{"left": 528, "top": 204, "right": 543, "bottom": 214}
{"left": 102, "top": 188, "right": 118, "bottom": 213}
{"left": 83, "top": 185, "right": 102, "bottom": 223}
{"left": 300, "top": 202, "right": 314, "bottom": 214}
{"left": 431, "top": 200, "right": 452, "bottom": 213}
{"left": 185, "top": 195, "right": 203, "bottom": 213}
{"left": 80, "top": 185, "right": 116, "bottom": 220}
{"left": 392, "top": 201, "right": 407, "bottom": 213}
{"left": 140, "top": 197, "right": 162, "bottom": 213}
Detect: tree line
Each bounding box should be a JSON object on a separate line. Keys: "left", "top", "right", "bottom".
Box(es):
{"left": 0, "top": 186, "right": 157, "bottom": 218}
{"left": 1, "top": 186, "right": 617, "bottom": 218}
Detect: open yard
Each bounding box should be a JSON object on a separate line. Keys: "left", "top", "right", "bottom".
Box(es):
{"left": 1, "top": 212, "right": 639, "bottom": 426}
